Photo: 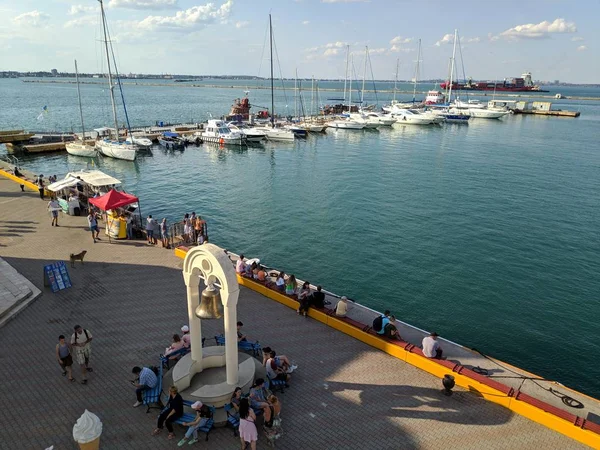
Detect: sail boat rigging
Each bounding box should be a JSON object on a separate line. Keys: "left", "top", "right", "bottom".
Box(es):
{"left": 95, "top": 0, "right": 138, "bottom": 160}
{"left": 65, "top": 59, "right": 98, "bottom": 158}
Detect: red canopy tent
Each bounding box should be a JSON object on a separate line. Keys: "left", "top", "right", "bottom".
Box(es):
{"left": 89, "top": 189, "right": 141, "bottom": 242}
{"left": 89, "top": 189, "right": 138, "bottom": 210}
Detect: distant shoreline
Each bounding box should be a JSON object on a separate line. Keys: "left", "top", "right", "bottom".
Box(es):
{"left": 19, "top": 79, "right": 600, "bottom": 101}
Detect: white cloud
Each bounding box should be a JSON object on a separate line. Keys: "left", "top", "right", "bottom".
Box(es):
{"left": 235, "top": 21, "right": 249, "bottom": 29}
{"left": 435, "top": 33, "right": 480, "bottom": 46}
{"left": 305, "top": 40, "right": 347, "bottom": 59}
{"left": 64, "top": 16, "right": 97, "bottom": 29}
{"left": 323, "top": 48, "right": 339, "bottom": 56}
{"left": 13, "top": 10, "right": 50, "bottom": 26}
{"left": 108, "top": 0, "right": 178, "bottom": 9}
{"left": 577, "top": 45, "right": 587, "bottom": 51}
{"left": 571, "top": 36, "right": 583, "bottom": 42}
{"left": 498, "top": 18, "right": 577, "bottom": 40}
{"left": 369, "top": 47, "right": 386, "bottom": 54}
{"left": 134, "top": 0, "right": 232, "bottom": 31}
{"left": 302, "top": 20, "right": 310, "bottom": 25}
{"left": 68, "top": 5, "right": 98, "bottom": 15}
{"left": 390, "top": 36, "right": 412, "bottom": 45}
{"left": 435, "top": 33, "right": 454, "bottom": 46}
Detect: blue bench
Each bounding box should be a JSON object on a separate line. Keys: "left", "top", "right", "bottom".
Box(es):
{"left": 160, "top": 347, "right": 190, "bottom": 370}
{"left": 171, "top": 401, "right": 215, "bottom": 441}
{"left": 224, "top": 402, "right": 240, "bottom": 436}
{"left": 267, "top": 375, "right": 286, "bottom": 394}
{"left": 214, "top": 334, "right": 262, "bottom": 357}
{"left": 142, "top": 364, "right": 164, "bottom": 413}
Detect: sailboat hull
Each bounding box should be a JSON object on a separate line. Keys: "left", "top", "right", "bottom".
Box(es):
{"left": 66, "top": 142, "right": 97, "bottom": 158}
{"left": 96, "top": 140, "right": 137, "bottom": 161}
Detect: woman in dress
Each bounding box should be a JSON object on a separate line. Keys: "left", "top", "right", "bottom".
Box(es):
{"left": 238, "top": 398, "right": 258, "bottom": 450}
{"left": 263, "top": 395, "right": 283, "bottom": 447}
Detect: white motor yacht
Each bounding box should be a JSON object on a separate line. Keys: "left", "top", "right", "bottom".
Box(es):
{"left": 326, "top": 116, "right": 366, "bottom": 130}
{"left": 391, "top": 109, "right": 441, "bottom": 125}
{"left": 259, "top": 127, "right": 296, "bottom": 141}
{"left": 349, "top": 112, "right": 380, "bottom": 129}
{"left": 360, "top": 111, "right": 395, "bottom": 126}
{"left": 202, "top": 120, "right": 246, "bottom": 145}
{"left": 467, "top": 108, "right": 510, "bottom": 119}
{"left": 66, "top": 141, "right": 97, "bottom": 158}
{"left": 227, "top": 123, "right": 267, "bottom": 143}
{"left": 96, "top": 140, "right": 137, "bottom": 161}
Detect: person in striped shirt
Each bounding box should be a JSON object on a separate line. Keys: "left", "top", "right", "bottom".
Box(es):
{"left": 132, "top": 366, "right": 158, "bottom": 407}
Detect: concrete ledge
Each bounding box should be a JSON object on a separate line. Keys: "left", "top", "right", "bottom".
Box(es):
{"left": 0, "top": 259, "right": 42, "bottom": 329}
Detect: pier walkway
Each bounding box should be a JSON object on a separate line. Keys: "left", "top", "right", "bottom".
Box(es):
{"left": 0, "top": 177, "right": 585, "bottom": 449}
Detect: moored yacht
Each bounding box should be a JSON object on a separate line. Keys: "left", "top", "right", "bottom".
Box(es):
{"left": 202, "top": 119, "right": 246, "bottom": 145}
{"left": 326, "top": 116, "right": 366, "bottom": 130}
{"left": 96, "top": 140, "right": 137, "bottom": 161}
{"left": 227, "top": 123, "right": 267, "bottom": 143}
{"left": 391, "top": 109, "right": 442, "bottom": 125}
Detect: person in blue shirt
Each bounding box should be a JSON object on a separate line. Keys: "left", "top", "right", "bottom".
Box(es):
{"left": 377, "top": 310, "right": 391, "bottom": 335}
{"left": 132, "top": 366, "right": 158, "bottom": 407}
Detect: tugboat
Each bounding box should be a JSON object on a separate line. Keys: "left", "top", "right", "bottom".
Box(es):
{"left": 225, "top": 97, "right": 252, "bottom": 121}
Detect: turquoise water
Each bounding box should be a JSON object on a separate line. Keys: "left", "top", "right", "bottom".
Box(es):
{"left": 2, "top": 78, "right": 600, "bottom": 399}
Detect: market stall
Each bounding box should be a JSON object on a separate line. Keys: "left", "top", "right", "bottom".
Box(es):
{"left": 88, "top": 189, "right": 141, "bottom": 240}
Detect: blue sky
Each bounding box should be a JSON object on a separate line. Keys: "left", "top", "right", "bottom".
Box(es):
{"left": 0, "top": 0, "right": 597, "bottom": 83}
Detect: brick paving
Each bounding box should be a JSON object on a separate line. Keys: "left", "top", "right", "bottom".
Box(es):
{"left": 0, "top": 176, "right": 586, "bottom": 450}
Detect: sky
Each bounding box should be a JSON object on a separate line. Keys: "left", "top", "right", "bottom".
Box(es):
{"left": 0, "top": 0, "right": 597, "bottom": 83}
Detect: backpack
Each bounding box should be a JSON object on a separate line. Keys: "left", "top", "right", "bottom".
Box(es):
{"left": 73, "top": 329, "right": 90, "bottom": 343}
{"left": 372, "top": 315, "right": 384, "bottom": 332}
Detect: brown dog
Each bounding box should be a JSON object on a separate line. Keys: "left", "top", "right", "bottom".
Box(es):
{"left": 70, "top": 250, "right": 87, "bottom": 268}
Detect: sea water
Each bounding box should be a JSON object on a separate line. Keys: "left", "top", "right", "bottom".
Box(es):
{"left": 1, "top": 78, "right": 599, "bottom": 399}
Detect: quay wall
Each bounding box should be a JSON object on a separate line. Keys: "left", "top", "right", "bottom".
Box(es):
{"left": 175, "top": 245, "right": 600, "bottom": 448}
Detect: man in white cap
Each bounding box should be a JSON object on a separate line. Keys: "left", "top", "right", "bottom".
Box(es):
{"left": 181, "top": 325, "right": 191, "bottom": 348}
{"left": 177, "top": 401, "right": 212, "bottom": 446}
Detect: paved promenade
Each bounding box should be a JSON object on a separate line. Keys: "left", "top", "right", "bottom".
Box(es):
{"left": 0, "top": 176, "right": 585, "bottom": 449}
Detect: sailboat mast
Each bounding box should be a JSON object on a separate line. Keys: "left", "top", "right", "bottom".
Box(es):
{"left": 448, "top": 29, "right": 457, "bottom": 103}
{"left": 393, "top": 59, "right": 399, "bottom": 103}
{"left": 348, "top": 54, "right": 353, "bottom": 112}
{"left": 343, "top": 45, "right": 349, "bottom": 107}
{"left": 412, "top": 38, "right": 421, "bottom": 104}
{"left": 294, "top": 68, "right": 298, "bottom": 120}
{"left": 269, "top": 14, "right": 275, "bottom": 128}
{"left": 99, "top": 0, "right": 119, "bottom": 140}
{"left": 361, "top": 46, "right": 368, "bottom": 107}
{"left": 74, "top": 59, "right": 86, "bottom": 140}
{"left": 311, "top": 75, "right": 314, "bottom": 118}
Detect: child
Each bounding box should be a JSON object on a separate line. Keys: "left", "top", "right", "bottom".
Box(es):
{"left": 56, "top": 335, "right": 75, "bottom": 382}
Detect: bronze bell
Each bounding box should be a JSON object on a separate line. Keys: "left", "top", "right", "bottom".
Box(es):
{"left": 195, "top": 284, "right": 223, "bottom": 319}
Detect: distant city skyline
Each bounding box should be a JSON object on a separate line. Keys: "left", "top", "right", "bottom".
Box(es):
{"left": 0, "top": 0, "right": 597, "bottom": 83}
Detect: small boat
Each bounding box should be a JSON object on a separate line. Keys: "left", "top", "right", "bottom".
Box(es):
{"left": 66, "top": 59, "right": 97, "bottom": 158}
{"left": 159, "top": 132, "right": 185, "bottom": 149}
{"left": 255, "top": 126, "right": 296, "bottom": 142}
{"left": 299, "top": 122, "right": 326, "bottom": 133}
{"left": 467, "top": 108, "right": 509, "bottom": 119}
{"left": 126, "top": 136, "right": 153, "bottom": 149}
{"left": 391, "top": 109, "right": 441, "bottom": 125}
{"left": 349, "top": 112, "right": 380, "bottom": 129}
{"left": 285, "top": 124, "right": 308, "bottom": 137}
{"left": 326, "top": 116, "right": 366, "bottom": 129}
{"left": 361, "top": 111, "right": 396, "bottom": 126}
{"left": 227, "top": 123, "right": 266, "bottom": 143}
{"left": 202, "top": 119, "right": 246, "bottom": 145}
{"left": 434, "top": 109, "right": 470, "bottom": 124}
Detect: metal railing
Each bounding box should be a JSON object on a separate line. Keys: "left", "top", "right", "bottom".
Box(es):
{"left": 168, "top": 220, "right": 209, "bottom": 249}
{"left": 0, "top": 154, "right": 20, "bottom": 167}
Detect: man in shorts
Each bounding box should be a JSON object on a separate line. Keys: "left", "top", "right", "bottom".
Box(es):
{"left": 48, "top": 197, "right": 60, "bottom": 227}
{"left": 87, "top": 211, "right": 100, "bottom": 243}
{"left": 71, "top": 325, "right": 93, "bottom": 384}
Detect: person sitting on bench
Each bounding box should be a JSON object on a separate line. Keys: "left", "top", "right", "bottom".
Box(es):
{"left": 249, "top": 378, "right": 270, "bottom": 414}
{"left": 266, "top": 351, "right": 291, "bottom": 387}
{"left": 310, "top": 285, "right": 325, "bottom": 309}
{"left": 422, "top": 332, "right": 444, "bottom": 359}
{"left": 383, "top": 315, "right": 402, "bottom": 341}
{"left": 132, "top": 366, "right": 158, "bottom": 408}
{"left": 297, "top": 281, "right": 312, "bottom": 316}
{"left": 177, "top": 401, "right": 212, "bottom": 446}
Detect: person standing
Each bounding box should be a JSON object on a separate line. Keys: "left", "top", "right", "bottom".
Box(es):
{"left": 56, "top": 335, "right": 75, "bottom": 382}
{"left": 146, "top": 215, "right": 155, "bottom": 245}
{"left": 71, "top": 325, "right": 93, "bottom": 384}
{"left": 47, "top": 197, "right": 60, "bottom": 227}
{"left": 87, "top": 211, "right": 100, "bottom": 243}
{"left": 36, "top": 174, "right": 45, "bottom": 200}
{"left": 238, "top": 398, "right": 258, "bottom": 450}
{"left": 160, "top": 218, "right": 169, "bottom": 248}
{"left": 194, "top": 216, "right": 203, "bottom": 243}
{"left": 126, "top": 214, "right": 133, "bottom": 240}
{"left": 132, "top": 366, "right": 158, "bottom": 407}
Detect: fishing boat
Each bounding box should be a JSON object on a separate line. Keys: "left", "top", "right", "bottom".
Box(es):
{"left": 202, "top": 120, "right": 246, "bottom": 145}
{"left": 95, "top": 0, "right": 138, "bottom": 161}
{"left": 65, "top": 59, "right": 97, "bottom": 158}
{"left": 158, "top": 132, "right": 185, "bottom": 149}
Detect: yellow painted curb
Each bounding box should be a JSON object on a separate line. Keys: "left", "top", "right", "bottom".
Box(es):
{"left": 176, "top": 249, "right": 599, "bottom": 448}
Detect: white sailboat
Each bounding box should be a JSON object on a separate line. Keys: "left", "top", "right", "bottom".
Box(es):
{"left": 95, "top": 0, "right": 137, "bottom": 161}
{"left": 327, "top": 48, "right": 365, "bottom": 130}
{"left": 259, "top": 15, "right": 295, "bottom": 142}
{"left": 65, "top": 59, "right": 98, "bottom": 158}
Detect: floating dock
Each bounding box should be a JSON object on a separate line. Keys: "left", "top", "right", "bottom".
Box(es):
{"left": 0, "top": 130, "right": 35, "bottom": 144}
{"left": 513, "top": 109, "right": 581, "bottom": 117}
